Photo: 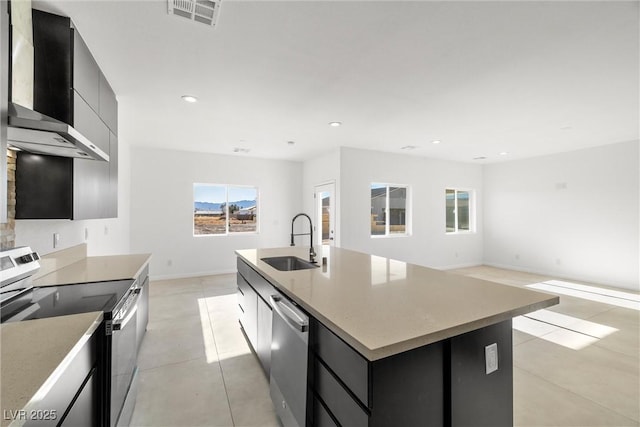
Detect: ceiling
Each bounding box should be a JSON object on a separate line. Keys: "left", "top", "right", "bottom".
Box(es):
{"left": 35, "top": 0, "right": 639, "bottom": 163}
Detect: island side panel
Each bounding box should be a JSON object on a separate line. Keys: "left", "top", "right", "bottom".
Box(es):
{"left": 449, "top": 319, "right": 513, "bottom": 427}
{"left": 370, "top": 341, "right": 444, "bottom": 427}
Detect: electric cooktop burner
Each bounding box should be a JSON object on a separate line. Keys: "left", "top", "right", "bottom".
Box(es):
{"left": 1, "top": 280, "right": 134, "bottom": 323}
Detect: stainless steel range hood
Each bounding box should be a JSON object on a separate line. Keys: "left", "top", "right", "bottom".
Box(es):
{"left": 7, "top": 103, "right": 109, "bottom": 161}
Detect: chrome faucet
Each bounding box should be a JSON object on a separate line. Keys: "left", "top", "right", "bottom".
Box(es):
{"left": 290, "top": 213, "right": 317, "bottom": 263}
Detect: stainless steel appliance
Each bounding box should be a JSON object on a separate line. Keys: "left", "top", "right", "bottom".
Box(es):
{"left": 0, "top": 246, "right": 40, "bottom": 304}
{"left": 269, "top": 292, "right": 309, "bottom": 427}
{"left": 0, "top": 246, "right": 139, "bottom": 427}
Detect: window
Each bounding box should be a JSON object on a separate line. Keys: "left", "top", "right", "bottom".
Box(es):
{"left": 371, "top": 184, "right": 409, "bottom": 237}
{"left": 193, "top": 184, "right": 258, "bottom": 235}
{"left": 446, "top": 188, "right": 473, "bottom": 233}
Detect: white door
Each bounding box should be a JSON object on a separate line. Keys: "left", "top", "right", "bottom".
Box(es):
{"left": 314, "top": 182, "right": 335, "bottom": 247}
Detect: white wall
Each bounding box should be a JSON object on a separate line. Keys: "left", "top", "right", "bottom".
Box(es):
{"left": 15, "top": 135, "right": 132, "bottom": 257}
{"left": 129, "top": 147, "right": 302, "bottom": 279}
{"left": 483, "top": 140, "right": 639, "bottom": 290}
{"left": 339, "top": 147, "right": 484, "bottom": 269}
{"left": 302, "top": 148, "right": 340, "bottom": 247}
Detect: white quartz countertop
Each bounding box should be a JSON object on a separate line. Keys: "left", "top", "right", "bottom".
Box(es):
{"left": 0, "top": 312, "right": 103, "bottom": 427}
{"left": 236, "top": 246, "right": 559, "bottom": 361}
{"left": 33, "top": 254, "right": 151, "bottom": 287}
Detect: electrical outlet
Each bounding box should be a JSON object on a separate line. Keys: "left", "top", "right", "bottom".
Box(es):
{"left": 84, "top": 228, "right": 89, "bottom": 241}
{"left": 53, "top": 233, "right": 60, "bottom": 248}
{"left": 167, "top": 259, "right": 173, "bottom": 267}
{"left": 485, "top": 343, "right": 498, "bottom": 374}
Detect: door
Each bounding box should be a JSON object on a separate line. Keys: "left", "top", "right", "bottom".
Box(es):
{"left": 314, "top": 182, "right": 335, "bottom": 247}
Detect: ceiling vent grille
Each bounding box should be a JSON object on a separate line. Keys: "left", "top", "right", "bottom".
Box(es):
{"left": 168, "top": 0, "right": 221, "bottom": 27}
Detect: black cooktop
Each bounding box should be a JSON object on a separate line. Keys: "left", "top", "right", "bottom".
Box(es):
{"left": 0, "top": 280, "right": 134, "bottom": 323}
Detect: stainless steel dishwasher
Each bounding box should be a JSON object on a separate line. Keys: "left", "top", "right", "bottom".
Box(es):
{"left": 269, "top": 292, "right": 309, "bottom": 427}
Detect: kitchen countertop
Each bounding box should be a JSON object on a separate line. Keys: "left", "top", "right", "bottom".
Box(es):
{"left": 236, "top": 246, "right": 559, "bottom": 360}
{"left": 33, "top": 253, "right": 152, "bottom": 287}
{"left": 0, "top": 312, "right": 103, "bottom": 427}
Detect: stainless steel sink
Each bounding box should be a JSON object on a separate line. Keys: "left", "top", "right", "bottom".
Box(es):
{"left": 261, "top": 256, "right": 319, "bottom": 271}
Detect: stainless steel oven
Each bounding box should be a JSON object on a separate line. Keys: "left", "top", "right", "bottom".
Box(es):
{"left": 108, "top": 283, "right": 140, "bottom": 427}
{"left": 1, "top": 246, "right": 141, "bottom": 427}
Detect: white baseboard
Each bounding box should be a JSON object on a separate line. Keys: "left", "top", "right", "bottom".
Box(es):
{"left": 150, "top": 269, "right": 237, "bottom": 281}
{"left": 437, "top": 262, "right": 484, "bottom": 271}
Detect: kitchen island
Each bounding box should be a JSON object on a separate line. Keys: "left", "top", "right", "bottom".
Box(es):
{"left": 236, "top": 246, "right": 558, "bottom": 427}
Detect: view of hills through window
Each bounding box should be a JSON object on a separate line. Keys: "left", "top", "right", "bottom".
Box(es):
{"left": 193, "top": 184, "right": 258, "bottom": 235}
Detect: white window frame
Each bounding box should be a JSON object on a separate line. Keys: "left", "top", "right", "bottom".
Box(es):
{"left": 193, "top": 183, "right": 260, "bottom": 237}
{"left": 370, "top": 183, "right": 411, "bottom": 238}
{"left": 445, "top": 188, "right": 475, "bottom": 234}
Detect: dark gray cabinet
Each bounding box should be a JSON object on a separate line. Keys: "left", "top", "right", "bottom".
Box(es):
{"left": 23, "top": 324, "right": 100, "bottom": 427}
{"left": 16, "top": 9, "right": 118, "bottom": 220}
{"left": 136, "top": 264, "right": 150, "bottom": 354}
{"left": 73, "top": 30, "right": 100, "bottom": 114}
{"left": 107, "top": 132, "right": 118, "bottom": 218}
{"left": 237, "top": 260, "right": 275, "bottom": 376}
{"left": 256, "top": 297, "right": 272, "bottom": 374}
{"left": 100, "top": 74, "right": 118, "bottom": 134}
{"left": 237, "top": 273, "right": 258, "bottom": 350}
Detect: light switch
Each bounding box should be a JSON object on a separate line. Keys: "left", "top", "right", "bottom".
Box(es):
{"left": 485, "top": 343, "right": 498, "bottom": 374}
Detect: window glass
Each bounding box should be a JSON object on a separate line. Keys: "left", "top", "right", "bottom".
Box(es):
{"left": 371, "top": 184, "right": 409, "bottom": 237}
{"left": 228, "top": 187, "right": 258, "bottom": 233}
{"left": 371, "top": 184, "right": 387, "bottom": 236}
{"left": 389, "top": 186, "right": 407, "bottom": 234}
{"left": 194, "top": 184, "right": 258, "bottom": 235}
{"left": 445, "top": 189, "right": 456, "bottom": 232}
{"left": 194, "top": 184, "right": 226, "bottom": 235}
{"left": 446, "top": 188, "right": 473, "bottom": 233}
{"left": 457, "top": 191, "right": 470, "bottom": 231}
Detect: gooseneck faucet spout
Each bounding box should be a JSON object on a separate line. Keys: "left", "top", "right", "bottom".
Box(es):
{"left": 290, "top": 213, "right": 317, "bottom": 263}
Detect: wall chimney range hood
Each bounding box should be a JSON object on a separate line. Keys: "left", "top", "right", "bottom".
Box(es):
{"left": 7, "top": 1, "right": 108, "bottom": 162}
{"left": 7, "top": 103, "right": 109, "bottom": 161}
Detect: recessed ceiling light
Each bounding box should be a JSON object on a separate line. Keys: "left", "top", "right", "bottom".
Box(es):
{"left": 328, "top": 122, "right": 342, "bottom": 127}
{"left": 233, "top": 147, "right": 250, "bottom": 154}
{"left": 473, "top": 156, "right": 487, "bottom": 160}
{"left": 287, "top": 141, "right": 296, "bottom": 145}
{"left": 499, "top": 152, "right": 509, "bottom": 156}
{"left": 401, "top": 145, "right": 417, "bottom": 150}
{"left": 181, "top": 95, "right": 198, "bottom": 103}
{"left": 431, "top": 140, "right": 441, "bottom": 144}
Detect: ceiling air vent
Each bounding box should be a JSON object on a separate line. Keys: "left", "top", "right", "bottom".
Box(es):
{"left": 168, "top": 0, "right": 221, "bottom": 27}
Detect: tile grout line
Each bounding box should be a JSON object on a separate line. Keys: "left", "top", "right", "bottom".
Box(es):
{"left": 202, "top": 282, "right": 237, "bottom": 427}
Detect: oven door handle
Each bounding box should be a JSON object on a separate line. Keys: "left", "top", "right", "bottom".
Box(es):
{"left": 113, "top": 299, "right": 138, "bottom": 331}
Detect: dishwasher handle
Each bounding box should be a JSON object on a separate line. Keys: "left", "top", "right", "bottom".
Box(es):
{"left": 270, "top": 294, "right": 308, "bottom": 333}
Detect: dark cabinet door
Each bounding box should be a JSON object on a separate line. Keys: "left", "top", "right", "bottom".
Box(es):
{"left": 99, "top": 73, "right": 118, "bottom": 134}
{"left": 73, "top": 30, "right": 100, "bottom": 112}
{"left": 73, "top": 91, "right": 110, "bottom": 220}
{"left": 60, "top": 367, "right": 98, "bottom": 427}
{"left": 15, "top": 153, "right": 73, "bottom": 219}
{"left": 237, "top": 274, "right": 258, "bottom": 350}
{"left": 32, "top": 10, "right": 72, "bottom": 124}
{"left": 136, "top": 275, "right": 150, "bottom": 354}
{"left": 256, "top": 297, "right": 272, "bottom": 375}
{"left": 107, "top": 131, "right": 118, "bottom": 218}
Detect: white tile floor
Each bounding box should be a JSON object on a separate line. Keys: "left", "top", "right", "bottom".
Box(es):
{"left": 130, "top": 266, "right": 639, "bottom": 427}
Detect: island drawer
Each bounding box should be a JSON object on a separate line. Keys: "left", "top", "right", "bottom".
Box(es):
{"left": 312, "top": 395, "right": 339, "bottom": 427}
{"left": 236, "top": 273, "right": 258, "bottom": 349}
{"left": 314, "top": 359, "right": 369, "bottom": 427}
{"left": 237, "top": 259, "right": 275, "bottom": 306}
{"left": 311, "top": 319, "right": 370, "bottom": 408}
{"left": 236, "top": 273, "right": 250, "bottom": 312}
